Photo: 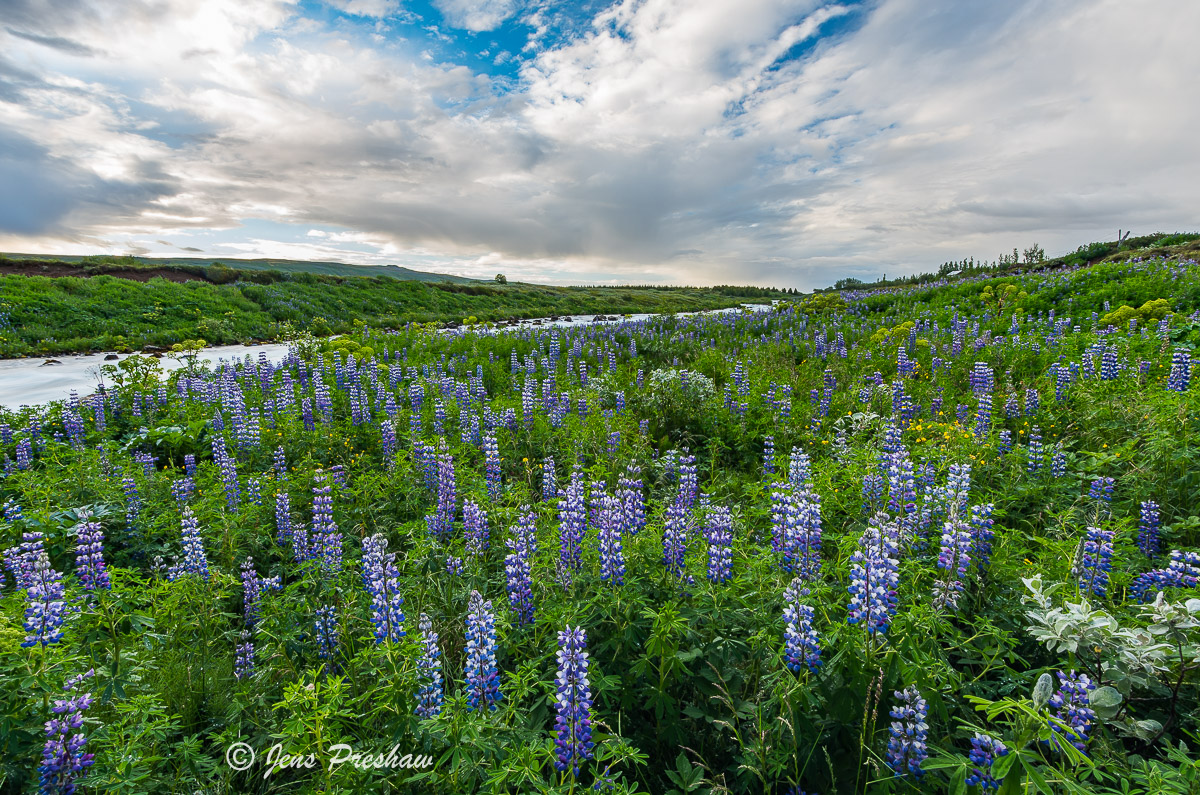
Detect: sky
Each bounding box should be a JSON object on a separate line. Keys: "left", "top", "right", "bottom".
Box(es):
{"left": 0, "top": 0, "right": 1196, "bottom": 289}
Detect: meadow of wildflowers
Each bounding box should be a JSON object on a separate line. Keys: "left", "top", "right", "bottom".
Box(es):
{"left": 0, "top": 251, "right": 1199, "bottom": 794}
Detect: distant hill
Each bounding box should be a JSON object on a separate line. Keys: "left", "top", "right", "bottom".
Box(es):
{"left": 0, "top": 253, "right": 478, "bottom": 284}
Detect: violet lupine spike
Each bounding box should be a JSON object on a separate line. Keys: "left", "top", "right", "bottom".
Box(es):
{"left": 1048, "top": 671, "right": 1095, "bottom": 753}
{"left": 166, "top": 506, "right": 209, "bottom": 582}
{"left": 312, "top": 473, "right": 342, "bottom": 575}
{"left": 361, "top": 534, "right": 406, "bottom": 644}
{"left": 314, "top": 605, "right": 339, "bottom": 669}
{"left": 558, "top": 465, "right": 587, "bottom": 573}
{"left": 597, "top": 494, "right": 625, "bottom": 587}
{"left": 965, "top": 733, "right": 1008, "bottom": 790}
{"left": 1138, "top": 500, "right": 1160, "bottom": 558}
{"left": 22, "top": 551, "right": 67, "bottom": 648}
{"left": 554, "top": 625, "right": 595, "bottom": 777}
{"left": 1129, "top": 550, "right": 1200, "bottom": 602}
{"left": 483, "top": 434, "right": 501, "bottom": 501}
{"left": 663, "top": 504, "right": 689, "bottom": 579}
{"left": 969, "top": 503, "right": 995, "bottom": 572}
{"left": 505, "top": 509, "right": 537, "bottom": 625}
{"left": 933, "top": 516, "right": 972, "bottom": 611}
{"left": 5, "top": 528, "right": 46, "bottom": 591}
{"left": 782, "top": 578, "right": 820, "bottom": 673}
{"left": 617, "top": 465, "right": 645, "bottom": 534}
{"left": 704, "top": 506, "right": 733, "bottom": 584}
{"left": 38, "top": 670, "right": 96, "bottom": 795}
{"left": 463, "top": 499, "right": 490, "bottom": 558}
{"left": 464, "top": 590, "right": 502, "bottom": 712}
{"left": 1072, "top": 526, "right": 1114, "bottom": 598}
{"left": 847, "top": 512, "right": 900, "bottom": 635}
{"left": 415, "top": 613, "right": 444, "bottom": 719}
{"left": 74, "top": 521, "right": 110, "bottom": 592}
{"left": 234, "top": 630, "right": 255, "bottom": 680}
{"left": 885, "top": 686, "right": 928, "bottom": 778}
{"left": 541, "top": 456, "right": 557, "bottom": 501}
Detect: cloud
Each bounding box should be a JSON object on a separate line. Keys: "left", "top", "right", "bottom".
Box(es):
{"left": 1, "top": 0, "right": 1198, "bottom": 287}
{"left": 432, "top": 0, "right": 519, "bottom": 32}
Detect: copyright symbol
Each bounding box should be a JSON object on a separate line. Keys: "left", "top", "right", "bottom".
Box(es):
{"left": 226, "top": 742, "right": 255, "bottom": 771}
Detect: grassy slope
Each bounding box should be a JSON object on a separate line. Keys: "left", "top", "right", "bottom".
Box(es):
{"left": 0, "top": 262, "right": 783, "bottom": 357}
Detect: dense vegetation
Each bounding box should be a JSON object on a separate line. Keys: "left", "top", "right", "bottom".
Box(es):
{"left": 0, "top": 256, "right": 778, "bottom": 357}
{"left": 1, "top": 252, "right": 1199, "bottom": 794}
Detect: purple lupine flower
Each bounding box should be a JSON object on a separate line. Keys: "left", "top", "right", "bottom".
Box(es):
{"left": 74, "top": 521, "right": 110, "bottom": 592}
{"left": 234, "top": 629, "right": 255, "bottom": 680}
{"left": 763, "top": 436, "right": 776, "bottom": 476}
{"left": 166, "top": 507, "right": 209, "bottom": 582}
{"left": 38, "top": 670, "right": 95, "bottom": 795}
{"left": 617, "top": 465, "right": 645, "bottom": 534}
{"left": 1130, "top": 550, "right": 1200, "bottom": 602}
{"left": 1026, "top": 426, "right": 1043, "bottom": 474}
{"left": 429, "top": 444, "right": 457, "bottom": 537}
{"left": 505, "top": 509, "right": 537, "bottom": 625}
{"left": 861, "top": 473, "right": 884, "bottom": 512}
{"left": 1167, "top": 348, "right": 1192, "bottom": 392}
{"left": 362, "top": 534, "right": 405, "bottom": 644}
{"left": 464, "top": 590, "right": 502, "bottom": 711}
{"left": 483, "top": 434, "right": 501, "bottom": 501}
{"left": 704, "top": 506, "right": 733, "bottom": 584}
{"left": 663, "top": 503, "right": 689, "bottom": 579}
{"left": 313, "top": 473, "right": 342, "bottom": 575}
{"left": 275, "top": 491, "right": 293, "bottom": 548}
{"left": 273, "top": 446, "right": 287, "bottom": 480}
{"left": 1138, "top": 501, "right": 1161, "bottom": 558}
{"left": 1051, "top": 445, "right": 1067, "bottom": 478}
{"left": 965, "top": 733, "right": 1009, "bottom": 790}
{"left": 122, "top": 477, "right": 140, "bottom": 539}
{"left": 1073, "top": 526, "right": 1114, "bottom": 598}
{"left": 783, "top": 578, "right": 820, "bottom": 673}
{"left": 771, "top": 485, "right": 821, "bottom": 579}
{"left": 677, "top": 451, "right": 698, "bottom": 512}
{"left": 597, "top": 494, "right": 625, "bottom": 587}
{"left": 554, "top": 626, "right": 595, "bottom": 777}
{"left": 212, "top": 437, "right": 240, "bottom": 512}
{"left": 170, "top": 477, "right": 193, "bottom": 509}
{"left": 997, "top": 430, "right": 1012, "bottom": 456}
{"left": 463, "top": 499, "right": 490, "bottom": 558}
{"left": 1088, "top": 477, "right": 1115, "bottom": 519}
{"left": 542, "top": 456, "right": 557, "bottom": 501}
{"left": 969, "top": 504, "right": 995, "bottom": 572}
{"left": 314, "top": 605, "right": 339, "bottom": 668}
{"left": 847, "top": 513, "right": 900, "bottom": 635}
{"left": 4, "top": 527, "right": 44, "bottom": 591}
{"left": 933, "top": 516, "right": 972, "bottom": 611}
{"left": 1048, "top": 671, "right": 1095, "bottom": 753}
{"left": 885, "top": 686, "right": 928, "bottom": 778}
{"left": 415, "top": 613, "right": 444, "bottom": 719}
{"left": 183, "top": 453, "right": 196, "bottom": 478}
{"left": 559, "top": 465, "right": 587, "bottom": 573}
{"left": 446, "top": 555, "right": 464, "bottom": 575}
{"left": 22, "top": 551, "right": 67, "bottom": 647}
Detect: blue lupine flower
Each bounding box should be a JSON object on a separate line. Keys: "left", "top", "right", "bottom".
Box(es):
{"left": 1073, "top": 526, "right": 1114, "bottom": 597}
{"left": 22, "top": 552, "right": 66, "bottom": 648}
{"left": 1048, "top": 671, "right": 1095, "bottom": 753}
{"left": 234, "top": 630, "right": 255, "bottom": 680}
{"left": 559, "top": 465, "right": 587, "bottom": 573}
{"left": 362, "top": 534, "right": 405, "bottom": 643}
{"left": 415, "top": 613, "right": 444, "bottom": 719}
{"left": 969, "top": 504, "right": 995, "bottom": 572}
{"left": 463, "top": 499, "right": 490, "bottom": 558}
{"left": 704, "top": 506, "right": 733, "bottom": 584}
{"left": 505, "top": 509, "right": 537, "bottom": 625}
{"left": 598, "top": 494, "right": 625, "bottom": 587}
{"left": 1130, "top": 550, "right": 1200, "bottom": 602}
{"left": 313, "top": 473, "right": 342, "bottom": 575}
{"left": 1167, "top": 348, "right": 1192, "bottom": 392}
{"left": 542, "top": 456, "right": 557, "bottom": 501}
{"left": 554, "top": 625, "right": 595, "bottom": 776}
{"left": 275, "top": 491, "right": 293, "bottom": 549}
{"left": 933, "top": 516, "right": 972, "bottom": 611}
{"left": 1026, "top": 426, "right": 1043, "bottom": 474}
{"left": 965, "top": 733, "right": 1009, "bottom": 790}
{"left": 314, "top": 605, "right": 339, "bottom": 668}
{"left": 483, "top": 434, "right": 501, "bottom": 501}
{"left": 885, "top": 685, "right": 928, "bottom": 778}
{"left": 783, "top": 578, "right": 820, "bottom": 673}
{"left": 1088, "top": 477, "right": 1115, "bottom": 518}
{"left": 39, "top": 670, "right": 95, "bottom": 795}
{"left": 73, "top": 521, "right": 110, "bottom": 592}
{"left": 1138, "top": 500, "right": 1160, "bottom": 557}
{"left": 847, "top": 513, "right": 900, "bottom": 635}
{"left": 663, "top": 504, "right": 689, "bottom": 579}
{"left": 464, "top": 590, "right": 502, "bottom": 711}
{"left": 167, "top": 507, "right": 209, "bottom": 582}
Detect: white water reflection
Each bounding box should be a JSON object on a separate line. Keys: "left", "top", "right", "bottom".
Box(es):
{"left": 0, "top": 342, "right": 293, "bottom": 409}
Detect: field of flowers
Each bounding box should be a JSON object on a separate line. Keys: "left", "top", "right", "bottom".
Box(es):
{"left": 1, "top": 253, "right": 1199, "bottom": 794}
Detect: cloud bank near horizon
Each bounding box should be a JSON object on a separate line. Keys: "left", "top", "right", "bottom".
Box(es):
{"left": 1, "top": 0, "right": 1196, "bottom": 288}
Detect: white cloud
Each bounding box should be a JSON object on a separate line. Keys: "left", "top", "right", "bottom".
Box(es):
{"left": 325, "top": 0, "right": 402, "bottom": 18}
{"left": 2, "top": 0, "right": 1199, "bottom": 287}
{"left": 432, "top": 0, "right": 518, "bottom": 32}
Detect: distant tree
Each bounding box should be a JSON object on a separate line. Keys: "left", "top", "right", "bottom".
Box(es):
{"left": 495, "top": 273, "right": 507, "bottom": 284}
{"left": 833, "top": 277, "right": 864, "bottom": 290}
